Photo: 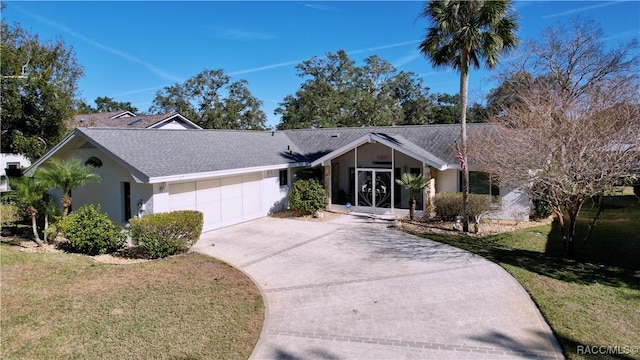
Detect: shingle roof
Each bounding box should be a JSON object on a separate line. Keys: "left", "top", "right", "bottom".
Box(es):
{"left": 69, "top": 112, "right": 197, "bottom": 129}
{"left": 76, "top": 128, "right": 304, "bottom": 181}
{"left": 281, "top": 124, "right": 487, "bottom": 165}
{"left": 58, "top": 124, "right": 489, "bottom": 182}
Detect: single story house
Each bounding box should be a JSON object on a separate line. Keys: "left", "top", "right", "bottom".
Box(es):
{"left": 68, "top": 110, "right": 202, "bottom": 130}
{"left": 1, "top": 153, "right": 31, "bottom": 192}
{"left": 26, "top": 124, "right": 529, "bottom": 232}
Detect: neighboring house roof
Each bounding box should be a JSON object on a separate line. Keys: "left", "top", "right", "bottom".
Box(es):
{"left": 68, "top": 111, "right": 202, "bottom": 130}
{"left": 28, "top": 124, "right": 488, "bottom": 183}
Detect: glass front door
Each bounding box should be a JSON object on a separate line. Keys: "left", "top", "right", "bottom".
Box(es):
{"left": 357, "top": 169, "right": 392, "bottom": 211}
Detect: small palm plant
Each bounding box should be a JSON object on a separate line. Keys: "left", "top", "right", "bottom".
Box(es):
{"left": 395, "top": 173, "right": 427, "bottom": 221}
{"left": 36, "top": 158, "right": 101, "bottom": 216}
{"left": 7, "top": 176, "right": 47, "bottom": 246}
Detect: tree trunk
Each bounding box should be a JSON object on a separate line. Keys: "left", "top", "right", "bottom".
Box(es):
{"left": 28, "top": 207, "right": 44, "bottom": 247}
{"left": 409, "top": 196, "right": 416, "bottom": 221}
{"left": 62, "top": 195, "right": 71, "bottom": 217}
{"left": 43, "top": 213, "right": 49, "bottom": 244}
{"left": 459, "top": 58, "right": 470, "bottom": 232}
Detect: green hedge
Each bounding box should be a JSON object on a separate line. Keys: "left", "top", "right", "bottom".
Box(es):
{"left": 58, "top": 204, "right": 126, "bottom": 255}
{"left": 433, "top": 192, "right": 495, "bottom": 221}
{"left": 129, "top": 210, "right": 203, "bottom": 259}
{"left": 289, "top": 178, "right": 326, "bottom": 215}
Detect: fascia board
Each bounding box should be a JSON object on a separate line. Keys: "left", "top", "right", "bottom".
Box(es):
{"left": 371, "top": 135, "right": 448, "bottom": 170}
{"left": 23, "top": 130, "right": 78, "bottom": 176}
{"left": 148, "top": 162, "right": 309, "bottom": 184}
{"left": 61, "top": 129, "right": 151, "bottom": 183}
{"left": 309, "top": 135, "right": 374, "bottom": 167}
{"left": 151, "top": 114, "right": 202, "bottom": 129}
{"left": 309, "top": 133, "right": 450, "bottom": 171}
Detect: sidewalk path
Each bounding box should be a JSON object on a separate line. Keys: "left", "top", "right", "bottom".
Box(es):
{"left": 192, "top": 214, "right": 564, "bottom": 360}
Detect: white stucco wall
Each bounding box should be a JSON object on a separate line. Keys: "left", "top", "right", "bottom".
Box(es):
{"left": 263, "top": 169, "right": 290, "bottom": 214}
{"left": 435, "top": 169, "right": 459, "bottom": 193}
{"left": 1, "top": 153, "right": 31, "bottom": 191}
{"left": 62, "top": 148, "right": 153, "bottom": 224}
{"left": 153, "top": 121, "right": 192, "bottom": 129}
{"left": 487, "top": 187, "right": 530, "bottom": 222}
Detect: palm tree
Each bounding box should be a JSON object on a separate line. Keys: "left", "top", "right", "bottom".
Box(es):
{"left": 419, "top": 0, "right": 519, "bottom": 231}
{"left": 7, "top": 176, "right": 46, "bottom": 246}
{"left": 36, "top": 158, "right": 101, "bottom": 217}
{"left": 395, "top": 172, "right": 427, "bottom": 221}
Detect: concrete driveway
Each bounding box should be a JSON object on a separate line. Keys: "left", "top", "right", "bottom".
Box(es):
{"left": 192, "top": 214, "right": 563, "bottom": 360}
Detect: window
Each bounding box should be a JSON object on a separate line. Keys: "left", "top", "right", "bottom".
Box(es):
{"left": 85, "top": 157, "right": 103, "bottom": 168}
{"left": 463, "top": 171, "right": 500, "bottom": 200}
{"left": 279, "top": 169, "right": 288, "bottom": 187}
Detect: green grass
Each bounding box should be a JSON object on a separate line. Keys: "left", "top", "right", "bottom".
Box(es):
{"left": 1, "top": 248, "right": 264, "bottom": 359}
{"left": 416, "top": 194, "right": 640, "bottom": 360}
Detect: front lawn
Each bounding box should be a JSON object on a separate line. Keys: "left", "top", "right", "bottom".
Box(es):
{"left": 0, "top": 247, "right": 264, "bottom": 359}
{"left": 411, "top": 194, "right": 640, "bottom": 360}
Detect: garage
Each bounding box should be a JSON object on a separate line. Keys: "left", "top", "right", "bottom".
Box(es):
{"left": 168, "top": 172, "right": 264, "bottom": 232}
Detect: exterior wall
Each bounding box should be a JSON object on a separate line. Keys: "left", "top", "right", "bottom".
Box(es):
{"left": 153, "top": 120, "right": 193, "bottom": 130}
{"left": 153, "top": 169, "right": 292, "bottom": 232}
{"left": 60, "top": 148, "right": 153, "bottom": 224}
{"left": 487, "top": 187, "right": 530, "bottom": 222}
{"left": 263, "top": 169, "right": 290, "bottom": 214}
{"left": 435, "top": 169, "right": 459, "bottom": 193}
{"left": 1, "top": 153, "right": 31, "bottom": 191}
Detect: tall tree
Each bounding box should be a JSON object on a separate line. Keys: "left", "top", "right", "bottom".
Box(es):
{"left": 36, "top": 158, "right": 101, "bottom": 217}
{"left": 275, "top": 50, "right": 434, "bottom": 129}
{"left": 472, "top": 18, "right": 639, "bottom": 258}
{"left": 1, "top": 15, "right": 84, "bottom": 161}
{"left": 419, "top": 0, "right": 519, "bottom": 232}
{"left": 149, "top": 69, "right": 266, "bottom": 130}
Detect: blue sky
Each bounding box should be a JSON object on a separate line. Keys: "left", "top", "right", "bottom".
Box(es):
{"left": 3, "top": 1, "right": 639, "bottom": 129}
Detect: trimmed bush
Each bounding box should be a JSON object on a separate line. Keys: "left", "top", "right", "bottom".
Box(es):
{"left": 433, "top": 192, "right": 494, "bottom": 221}
{"left": 58, "top": 204, "right": 126, "bottom": 255}
{"left": 289, "top": 178, "right": 326, "bottom": 215}
{"left": 129, "top": 210, "right": 203, "bottom": 259}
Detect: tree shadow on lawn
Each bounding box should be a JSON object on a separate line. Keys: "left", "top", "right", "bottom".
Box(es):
{"left": 544, "top": 195, "right": 640, "bottom": 272}
{"left": 423, "top": 232, "right": 640, "bottom": 290}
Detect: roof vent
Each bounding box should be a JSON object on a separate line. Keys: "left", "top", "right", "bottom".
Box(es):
{"left": 331, "top": 133, "right": 340, "bottom": 138}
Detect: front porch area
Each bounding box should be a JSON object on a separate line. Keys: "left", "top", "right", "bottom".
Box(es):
{"left": 308, "top": 134, "right": 458, "bottom": 217}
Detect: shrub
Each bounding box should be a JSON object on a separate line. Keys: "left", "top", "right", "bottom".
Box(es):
{"left": 58, "top": 204, "right": 126, "bottom": 255}
{"left": 129, "top": 210, "right": 203, "bottom": 259}
{"left": 531, "top": 197, "right": 553, "bottom": 219}
{"left": 289, "top": 178, "right": 326, "bottom": 215}
{"left": 1, "top": 203, "right": 21, "bottom": 227}
{"left": 433, "top": 192, "right": 494, "bottom": 221}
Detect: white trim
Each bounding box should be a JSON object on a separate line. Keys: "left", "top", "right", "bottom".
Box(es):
{"left": 150, "top": 113, "right": 202, "bottom": 130}
{"left": 148, "top": 162, "right": 308, "bottom": 184}
{"left": 311, "top": 133, "right": 449, "bottom": 170}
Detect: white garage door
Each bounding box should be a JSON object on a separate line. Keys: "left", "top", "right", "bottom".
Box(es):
{"left": 169, "top": 173, "right": 264, "bottom": 232}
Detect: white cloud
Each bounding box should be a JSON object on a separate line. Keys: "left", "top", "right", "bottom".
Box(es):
{"left": 542, "top": 1, "right": 621, "bottom": 19}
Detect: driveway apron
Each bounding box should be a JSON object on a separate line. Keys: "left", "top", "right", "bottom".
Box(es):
{"left": 192, "top": 214, "right": 564, "bottom": 360}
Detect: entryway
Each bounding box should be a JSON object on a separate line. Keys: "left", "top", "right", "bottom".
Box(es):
{"left": 356, "top": 169, "right": 392, "bottom": 213}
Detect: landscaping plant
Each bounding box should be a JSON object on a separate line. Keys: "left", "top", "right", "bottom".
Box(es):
{"left": 288, "top": 178, "right": 326, "bottom": 215}
{"left": 129, "top": 210, "right": 203, "bottom": 259}
{"left": 57, "top": 204, "right": 125, "bottom": 255}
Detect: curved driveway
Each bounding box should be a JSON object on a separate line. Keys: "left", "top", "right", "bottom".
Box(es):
{"left": 192, "top": 214, "right": 563, "bottom": 360}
